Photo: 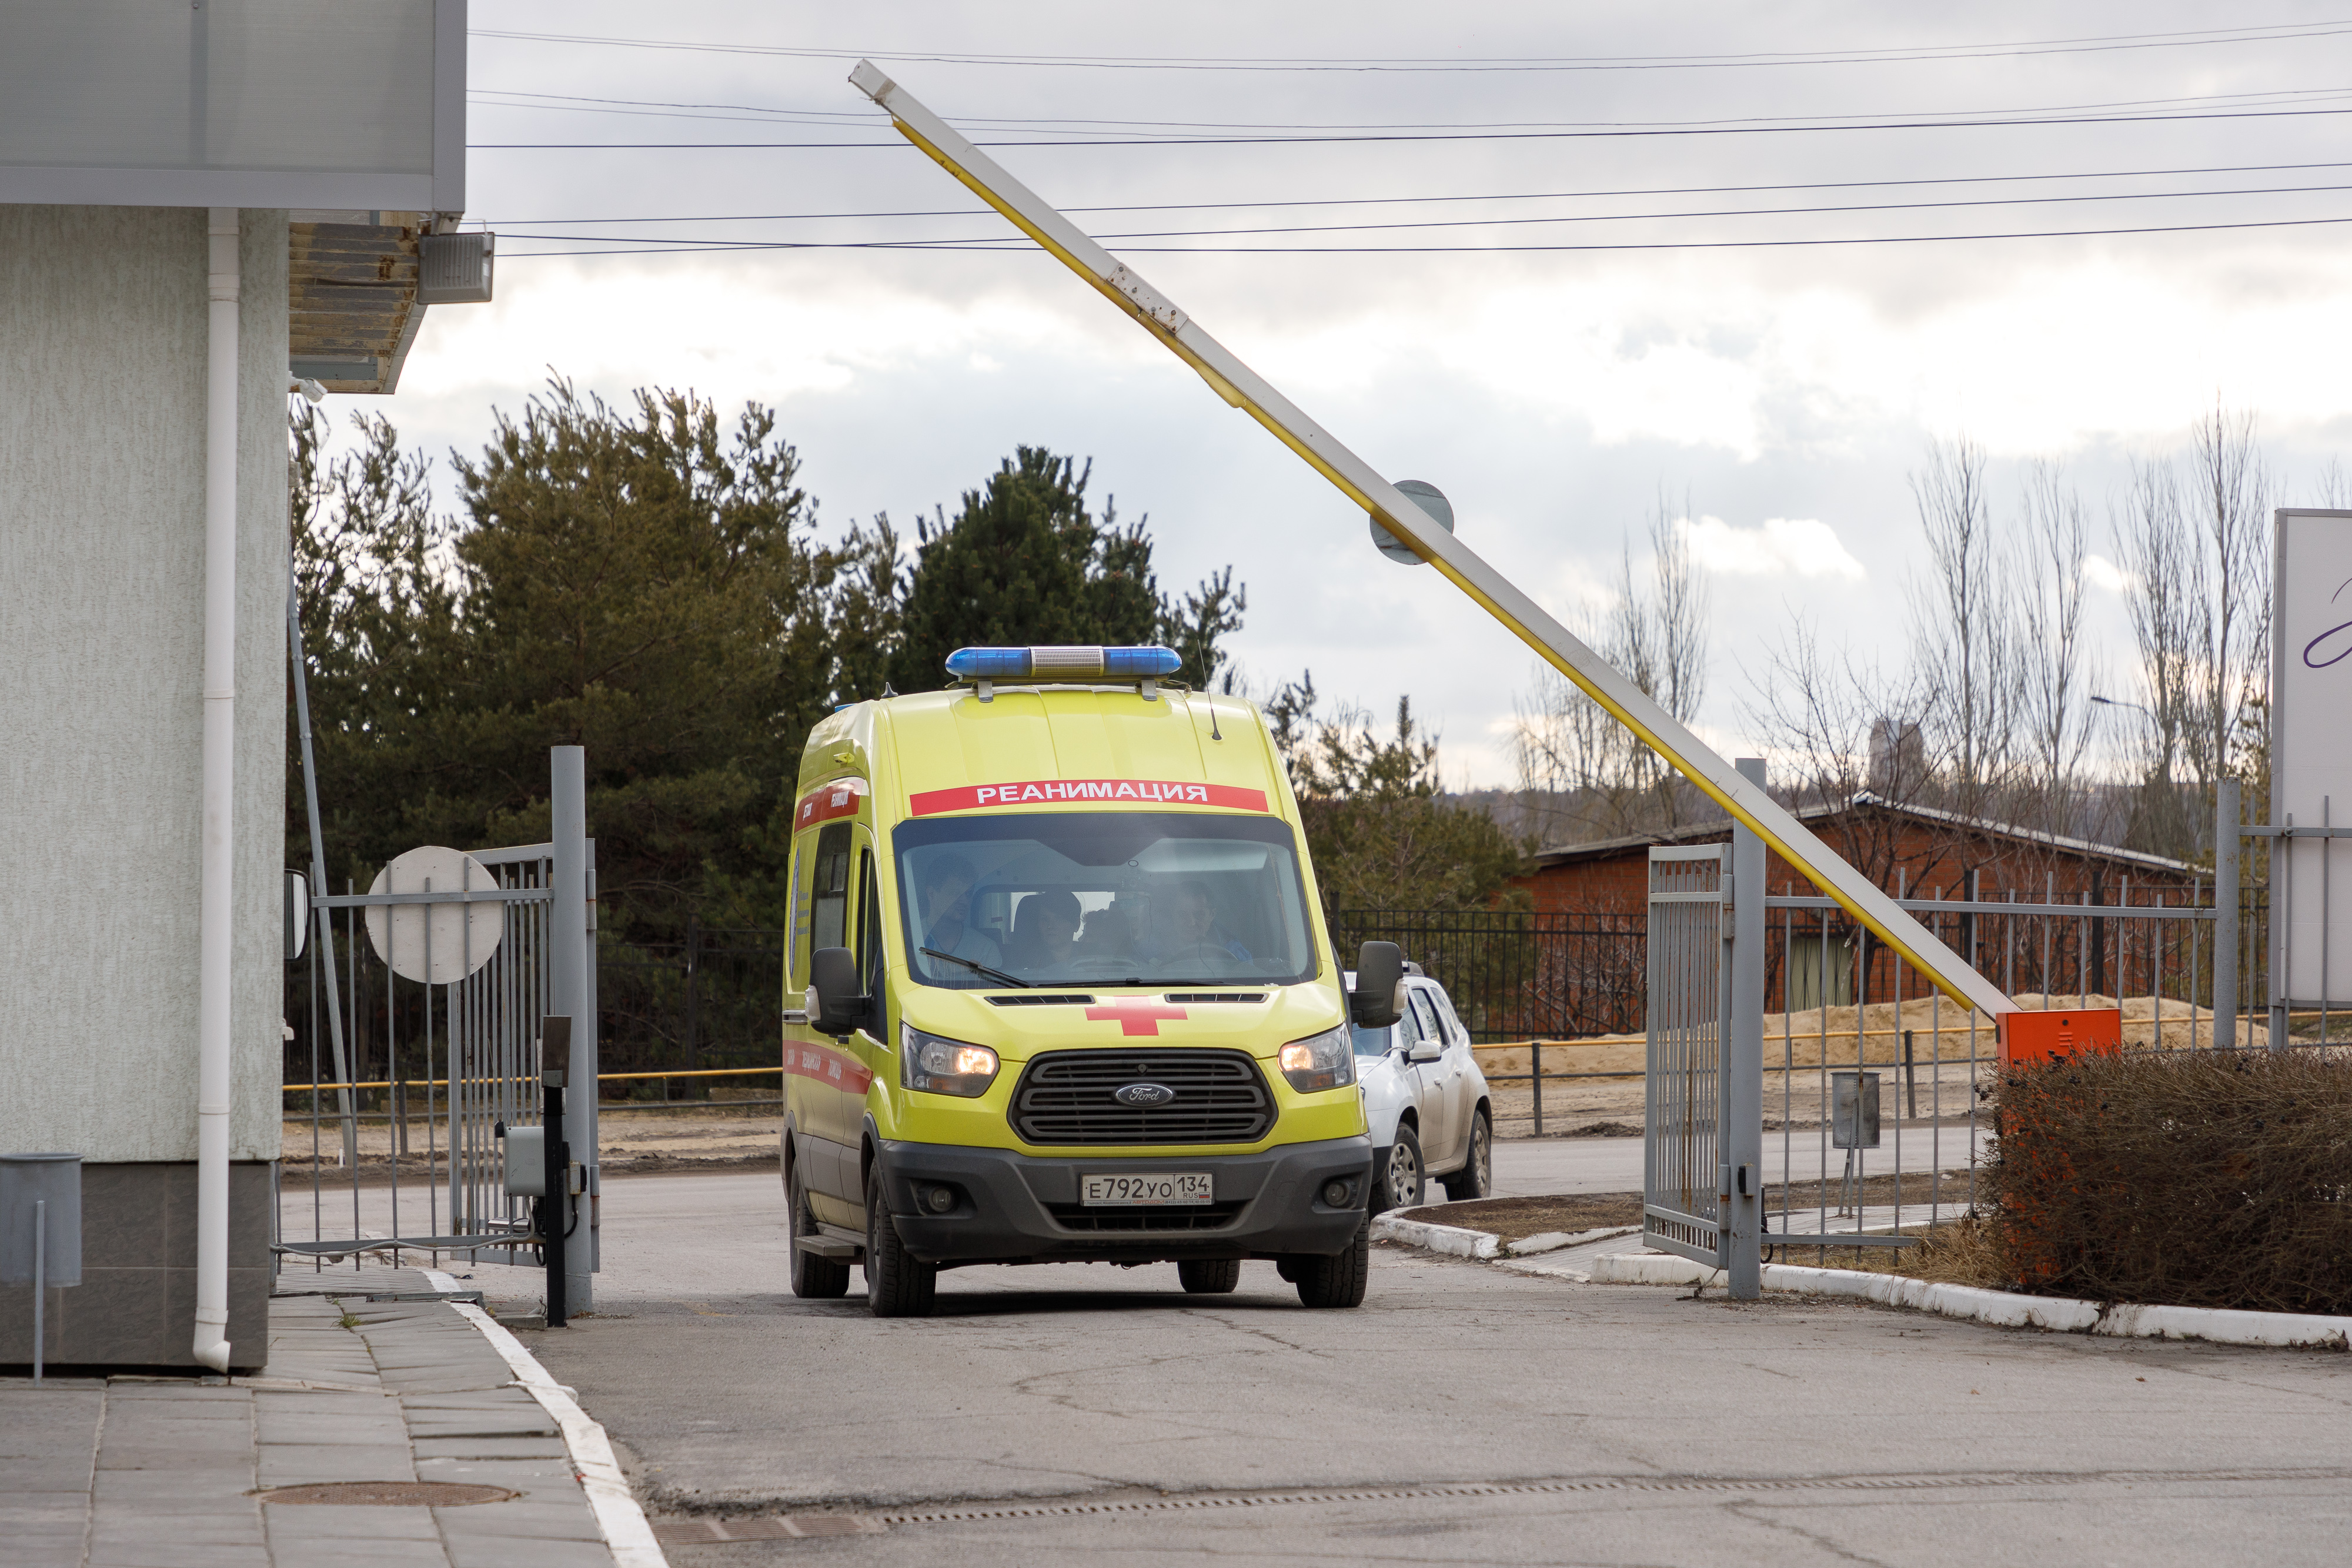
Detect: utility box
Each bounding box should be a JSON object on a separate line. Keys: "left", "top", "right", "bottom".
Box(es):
{"left": 418, "top": 232, "right": 495, "bottom": 304}
{"left": 503, "top": 1126, "right": 546, "bottom": 1198}
{"left": 0, "top": 1154, "right": 82, "bottom": 1287}
{"left": 1998, "top": 1008, "right": 2123, "bottom": 1068}
{"left": 1830, "top": 1073, "right": 1881, "bottom": 1150}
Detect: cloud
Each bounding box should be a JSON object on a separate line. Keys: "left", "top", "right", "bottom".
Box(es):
{"left": 1677, "top": 515, "right": 1866, "bottom": 581}
{"left": 2083, "top": 553, "right": 2134, "bottom": 596}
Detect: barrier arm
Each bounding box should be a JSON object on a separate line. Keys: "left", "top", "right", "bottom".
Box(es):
{"left": 848, "top": 61, "right": 2013, "bottom": 1020}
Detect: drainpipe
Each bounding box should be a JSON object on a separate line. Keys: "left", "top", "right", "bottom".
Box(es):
{"left": 193, "top": 208, "right": 239, "bottom": 1373}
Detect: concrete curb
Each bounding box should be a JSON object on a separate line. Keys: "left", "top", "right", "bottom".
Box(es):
{"left": 422, "top": 1268, "right": 671, "bottom": 1568}
{"left": 1367, "top": 1218, "right": 2352, "bottom": 1352}
{"left": 1577, "top": 1252, "right": 2352, "bottom": 1349}
{"left": 1368, "top": 1213, "right": 1501, "bottom": 1259}
{"left": 1507, "top": 1225, "right": 1642, "bottom": 1258}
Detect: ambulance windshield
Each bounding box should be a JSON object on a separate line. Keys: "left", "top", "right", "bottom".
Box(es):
{"left": 893, "top": 813, "right": 1317, "bottom": 989}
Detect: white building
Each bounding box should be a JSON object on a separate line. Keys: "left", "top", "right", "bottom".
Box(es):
{"left": 0, "top": 2, "right": 486, "bottom": 1369}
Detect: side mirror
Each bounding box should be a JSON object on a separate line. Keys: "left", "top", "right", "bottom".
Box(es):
{"left": 1349, "top": 941, "right": 1404, "bottom": 1029}
{"left": 808, "top": 947, "right": 870, "bottom": 1037}
{"left": 1406, "top": 1038, "right": 1443, "bottom": 1064}
{"left": 284, "top": 869, "right": 309, "bottom": 962}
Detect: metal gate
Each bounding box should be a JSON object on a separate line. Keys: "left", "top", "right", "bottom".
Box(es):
{"left": 1643, "top": 759, "right": 1766, "bottom": 1295}
{"left": 1643, "top": 846, "right": 1729, "bottom": 1265}
{"left": 278, "top": 747, "right": 599, "bottom": 1308}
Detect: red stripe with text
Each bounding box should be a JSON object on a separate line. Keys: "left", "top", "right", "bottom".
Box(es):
{"left": 908, "top": 778, "right": 1269, "bottom": 817}
{"left": 793, "top": 778, "right": 866, "bottom": 830}
{"left": 783, "top": 1042, "right": 875, "bottom": 1094}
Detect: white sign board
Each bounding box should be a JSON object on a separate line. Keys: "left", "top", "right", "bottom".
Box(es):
{"left": 2272, "top": 509, "right": 2352, "bottom": 1006}
{"left": 366, "top": 846, "right": 502, "bottom": 985}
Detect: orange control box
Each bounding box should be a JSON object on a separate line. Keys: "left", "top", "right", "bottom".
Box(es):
{"left": 1996, "top": 1008, "right": 2122, "bottom": 1068}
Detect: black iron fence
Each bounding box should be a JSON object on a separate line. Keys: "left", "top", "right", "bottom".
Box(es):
{"left": 288, "top": 887, "right": 2286, "bottom": 1096}
{"left": 1329, "top": 910, "right": 1646, "bottom": 1042}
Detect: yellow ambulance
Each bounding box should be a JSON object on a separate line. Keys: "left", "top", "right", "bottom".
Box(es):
{"left": 779, "top": 644, "right": 1402, "bottom": 1316}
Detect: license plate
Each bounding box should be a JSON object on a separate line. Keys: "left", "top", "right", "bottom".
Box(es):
{"left": 1081, "top": 1172, "right": 1214, "bottom": 1206}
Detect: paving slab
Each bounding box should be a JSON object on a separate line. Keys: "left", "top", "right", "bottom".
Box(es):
{"left": 8, "top": 1265, "right": 637, "bottom": 1568}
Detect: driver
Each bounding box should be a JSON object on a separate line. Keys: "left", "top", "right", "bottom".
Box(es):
{"left": 1147, "top": 879, "right": 1251, "bottom": 961}
{"left": 917, "top": 854, "right": 1001, "bottom": 969}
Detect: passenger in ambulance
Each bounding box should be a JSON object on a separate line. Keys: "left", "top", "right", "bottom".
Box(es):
{"left": 1144, "top": 879, "right": 1252, "bottom": 963}
{"left": 916, "top": 854, "right": 1002, "bottom": 968}
{"left": 1006, "top": 889, "right": 1082, "bottom": 973}
{"left": 1075, "top": 902, "right": 1133, "bottom": 961}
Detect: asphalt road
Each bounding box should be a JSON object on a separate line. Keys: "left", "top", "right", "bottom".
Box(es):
{"left": 496, "top": 1164, "right": 2352, "bottom": 1568}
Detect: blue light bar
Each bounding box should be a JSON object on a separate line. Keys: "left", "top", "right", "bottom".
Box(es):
{"left": 944, "top": 645, "right": 1182, "bottom": 681}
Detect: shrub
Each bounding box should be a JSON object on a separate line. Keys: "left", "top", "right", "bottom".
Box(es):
{"left": 1986, "top": 1049, "right": 2352, "bottom": 1314}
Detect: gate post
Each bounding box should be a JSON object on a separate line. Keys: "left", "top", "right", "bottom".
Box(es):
{"left": 1723, "top": 758, "right": 1768, "bottom": 1299}
{"left": 550, "top": 745, "right": 595, "bottom": 1312}
{"left": 2215, "top": 778, "right": 2239, "bottom": 1050}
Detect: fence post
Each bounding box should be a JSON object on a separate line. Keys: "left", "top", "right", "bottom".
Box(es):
{"left": 684, "top": 913, "right": 701, "bottom": 1082}
{"left": 1723, "top": 758, "right": 1768, "bottom": 1299}
{"left": 550, "top": 746, "right": 594, "bottom": 1312}
{"left": 2216, "top": 778, "right": 2240, "bottom": 1051}
{"left": 1531, "top": 1041, "right": 1542, "bottom": 1138}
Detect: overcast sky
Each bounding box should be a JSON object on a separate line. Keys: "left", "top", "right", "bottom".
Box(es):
{"left": 378, "top": 2, "right": 2352, "bottom": 788}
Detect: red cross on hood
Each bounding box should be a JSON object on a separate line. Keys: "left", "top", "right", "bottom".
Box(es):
{"left": 1083, "top": 997, "right": 1190, "bottom": 1037}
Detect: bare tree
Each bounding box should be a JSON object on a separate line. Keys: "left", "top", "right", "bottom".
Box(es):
{"left": 2112, "top": 404, "right": 2274, "bottom": 855}
{"left": 1907, "top": 435, "right": 2019, "bottom": 815}
{"left": 1743, "top": 609, "right": 1932, "bottom": 886}
{"left": 1512, "top": 493, "right": 1712, "bottom": 842}
{"left": 2008, "top": 460, "right": 2100, "bottom": 837}
{"left": 2112, "top": 457, "right": 2196, "bottom": 856}
{"left": 2184, "top": 403, "right": 2272, "bottom": 814}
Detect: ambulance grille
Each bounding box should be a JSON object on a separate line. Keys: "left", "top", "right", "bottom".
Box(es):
{"left": 1010, "top": 1049, "right": 1272, "bottom": 1146}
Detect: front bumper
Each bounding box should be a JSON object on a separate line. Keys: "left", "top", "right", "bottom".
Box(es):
{"left": 873, "top": 1135, "right": 1375, "bottom": 1268}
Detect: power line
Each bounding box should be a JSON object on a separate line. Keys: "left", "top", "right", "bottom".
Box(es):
{"left": 493, "top": 180, "right": 2352, "bottom": 249}
{"left": 495, "top": 211, "right": 2352, "bottom": 259}
{"left": 467, "top": 101, "right": 2352, "bottom": 150}
{"left": 465, "top": 82, "right": 2352, "bottom": 135}
{"left": 479, "top": 159, "right": 2352, "bottom": 227}
{"left": 469, "top": 21, "right": 2352, "bottom": 73}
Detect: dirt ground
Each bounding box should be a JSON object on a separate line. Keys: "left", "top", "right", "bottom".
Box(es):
{"left": 1412, "top": 1168, "right": 1979, "bottom": 1244}
{"left": 279, "top": 1100, "right": 785, "bottom": 1183}
{"left": 1483, "top": 1058, "right": 1990, "bottom": 1138}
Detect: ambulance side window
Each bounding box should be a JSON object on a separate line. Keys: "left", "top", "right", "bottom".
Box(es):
{"left": 856, "top": 848, "right": 886, "bottom": 1007}
{"left": 806, "top": 823, "right": 853, "bottom": 972}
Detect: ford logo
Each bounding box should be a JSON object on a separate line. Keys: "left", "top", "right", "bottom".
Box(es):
{"left": 1114, "top": 1082, "right": 1176, "bottom": 1108}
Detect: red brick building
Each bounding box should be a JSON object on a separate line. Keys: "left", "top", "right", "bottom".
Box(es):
{"left": 1512, "top": 794, "right": 2205, "bottom": 1015}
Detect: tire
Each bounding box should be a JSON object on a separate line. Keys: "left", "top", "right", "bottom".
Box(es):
{"left": 1368, "top": 1124, "right": 1425, "bottom": 1216}
{"left": 1292, "top": 1216, "right": 1369, "bottom": 1309}
{"left": 1177, "top": 1258, "right": 1242, "bottom": 1294}
{"left": 864, "top": 1164, "right": 937, "bottom": 1318}
{"left": 787, "top": 1153, "right": 849, "bottom": 1299}
{"left": 1440, "top": 1106, "right": 1493, "bottom": 1202}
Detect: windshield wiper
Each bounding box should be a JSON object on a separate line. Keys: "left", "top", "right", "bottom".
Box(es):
{"left": 921, "top": 947, "right": 1033, "bottom": 989}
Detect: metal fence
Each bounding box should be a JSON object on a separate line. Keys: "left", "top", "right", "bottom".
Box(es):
{"left": 1329, "top": 909, "right": 1646, "bottom": 1041}
{"left": 1641, "top": 774, "right": 2347, "bottom": 1300}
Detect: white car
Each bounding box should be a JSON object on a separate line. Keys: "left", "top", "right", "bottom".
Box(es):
{"left": 1351, "top": 969, "right": 1494, "bottom": 1214}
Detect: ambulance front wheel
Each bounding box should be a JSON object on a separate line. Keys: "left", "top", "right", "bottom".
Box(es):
{"left": 788, "top": 1155, "right": 849, "bottom": 1299}
{"left": 866, "top": 1166, "right": 938, "bottom": 1317}
{"left": 1177, "top": 1259, "right": 1241, "bottom": 1293}
{"left": 1288, "top": 1216, "right": 1370, "bottom": 1309}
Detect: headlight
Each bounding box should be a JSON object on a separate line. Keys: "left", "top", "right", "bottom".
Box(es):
{"left": 900, "top": 1022, "right": 1000, "bottom": 1097}
{"left": 1278, "top": 1025, "right": 1355, "bottom": 1094}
